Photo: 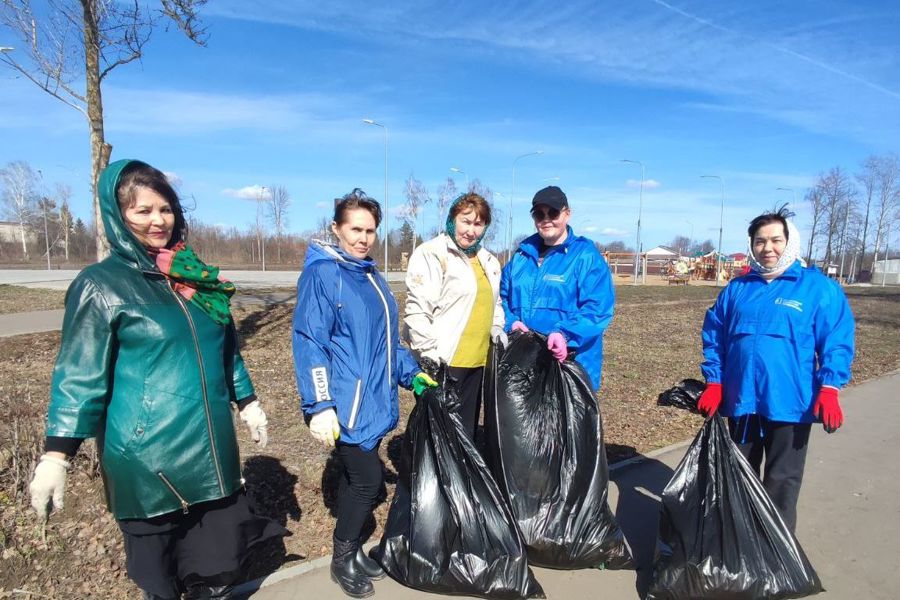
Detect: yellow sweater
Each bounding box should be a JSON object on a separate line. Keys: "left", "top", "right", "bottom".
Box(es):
{"left": 450, "top": 257, "right": 494, "bottom": 368}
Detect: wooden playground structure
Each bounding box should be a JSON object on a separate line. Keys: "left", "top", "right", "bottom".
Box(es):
{"left": 602, "top": 251, "right": 745, "bottom": 284}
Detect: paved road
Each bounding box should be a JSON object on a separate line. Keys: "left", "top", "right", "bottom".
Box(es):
{"left": 236, "top": 372, "right": 900, "bottom": 599}
{"left": 0, "top": 270, "right": 405, "bottom": 337}
{"left": 0, "top": 268, "right": 407, "bottom": 291}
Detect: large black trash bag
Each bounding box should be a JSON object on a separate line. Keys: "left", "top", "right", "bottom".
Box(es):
{"left": 657, "top": 379, "right": 706, "bottom": 414}
{"left": 377, "top": 368, "right": 545, "bottom": 599}
{"left": 646, "top": 415, "right": 823, "bottom": 599}
{"left": 484, "top": 332, "right": 633, "bottom": 570}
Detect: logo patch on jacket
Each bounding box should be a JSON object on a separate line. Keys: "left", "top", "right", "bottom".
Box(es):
{"left": 543, "top": 274, "right": 566, "bottom": 283}
{"left": 775, "top": 298, "right": 803, "bottom": 312}
{"left": 311, "top": 367, "right": 330, "bottom": 402}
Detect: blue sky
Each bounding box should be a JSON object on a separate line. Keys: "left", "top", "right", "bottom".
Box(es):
{"left": 2, "top": 0, "right": 899, "bottom": 255}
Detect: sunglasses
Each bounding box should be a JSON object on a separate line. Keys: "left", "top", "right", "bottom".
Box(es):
{"left": 531, "top": 207, "right": 562, "bottom": 221}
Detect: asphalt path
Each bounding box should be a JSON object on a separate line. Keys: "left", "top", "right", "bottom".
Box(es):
{"left": 0, "top": 270, "right": 405, "bottom": 337}
{"left": 236, "top": 372, "right": 900, "bottom": 600}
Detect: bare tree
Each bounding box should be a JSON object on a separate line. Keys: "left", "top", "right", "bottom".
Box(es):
{"left": 435, "top": 177, "right": 458, "bottom": 231}
{"left": 57, "top": 184, "right": 73, "bottom": 261}
{"left": 1, "top": 0, "right": 209, "bottom": 260}
{"left": 854, "top": 155, "right": 879, "bottom": 278}
{"left": 266, "top": 185, "right": 291, "bottom": 264}
{"left": 402, "top": 173, "right": 430, "bottom": 253}
{"left": 805, "top": 186, "right": 825, "bottom": 263}
{"left": 813, "top": 168, "right": 855, "bottom": 264}
{"left": 871, "top": 154, "right": 900, "bottom": 272}
{"left": 0, "top": 160, "right": 38, "bottom": 258}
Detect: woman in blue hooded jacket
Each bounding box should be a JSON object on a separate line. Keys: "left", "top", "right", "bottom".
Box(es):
{"left": 697, "top": 206, "right": 855, "bottom": 533}
{"left": 292, "top": 189, "right": 434, "bottom": 598}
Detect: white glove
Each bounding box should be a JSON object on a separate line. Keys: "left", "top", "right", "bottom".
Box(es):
{"left": 491, "top": 325, "right": 508, "bottom": 348}
{"left": 29, "top": 454, "right": 70, "bottom": 520}
{"left": 239, "top": 400, "right": 269, "bottom": 448}
{"left": 309, "top": 408, "right": 341, "bottom": 448}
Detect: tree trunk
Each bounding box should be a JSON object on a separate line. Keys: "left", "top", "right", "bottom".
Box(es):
{"left": 19, "top": 224, "right": 28, "bottom": 259}
{"left": 83, "top": 0, "right": 111, "bottom": 262}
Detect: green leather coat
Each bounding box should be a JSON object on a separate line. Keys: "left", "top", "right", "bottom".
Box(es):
{"left": 46, "top": 159, "right": 255, "bottom": 519}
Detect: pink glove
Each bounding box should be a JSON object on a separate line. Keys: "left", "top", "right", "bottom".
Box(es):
{"left": 511, "top": 321, "right": 529, "bottom": 333}
{"left": 547, "top": 332, "right": 568, "bottom": 362}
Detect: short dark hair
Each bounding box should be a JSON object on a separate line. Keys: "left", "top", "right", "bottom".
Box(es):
{"left": 333, "top": 188, "right": 382, "bottom": 227}
{"left": 748, "top": 204, "right": 794, "bottom": 240}
{"left": 116, "top": 161, "right": 186, "bottom": 246}
{"left": 448, "top": 192, "right": 492, "bottom": 226}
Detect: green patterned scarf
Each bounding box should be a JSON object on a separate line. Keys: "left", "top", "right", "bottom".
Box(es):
{"left": 155, "top": 242, "right": 235, "bottom": 325}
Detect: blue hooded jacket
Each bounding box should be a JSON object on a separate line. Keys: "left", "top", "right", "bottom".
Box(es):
{"left": 293, "top": 241, "right": 421, "bottom": 450}
{"left": 500, "top": 227, "right": 614, "bottom": 390}
{"left": 701, "top": 261, "right": 855, "bottom": 423}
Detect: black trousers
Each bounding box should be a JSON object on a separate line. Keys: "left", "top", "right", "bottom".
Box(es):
{"left": 728, "top": 415, "right": 812, "bottom": 533}
{"left": 447, "top": 366, "right": 485, "bottom": 441}
{"left": 334, "top": 443, "right": 384, "bottom": 542}
{"left": 118, "top": 491, "right": 285, "bottom": 598}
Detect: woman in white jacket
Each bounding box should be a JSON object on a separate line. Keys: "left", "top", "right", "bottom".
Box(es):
{"left": 404, "top": 193, "right": 505, "bottom": 439}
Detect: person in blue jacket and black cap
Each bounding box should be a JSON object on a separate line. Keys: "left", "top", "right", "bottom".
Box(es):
{"left": 500, "top": 185, "right": 614, "bottom": 392}
{"left": 697, "top": 205, "right": 855, "bottom": 533}
{"left": 292, "top": 189, "right": 436, "bottom": 598}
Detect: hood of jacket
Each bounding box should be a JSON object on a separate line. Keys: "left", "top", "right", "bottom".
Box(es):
{"left": 98, "top": 158, "right": 158, "bottom": 271}
{"left": 304, "top": 239, "right": 379, "bottom": 274}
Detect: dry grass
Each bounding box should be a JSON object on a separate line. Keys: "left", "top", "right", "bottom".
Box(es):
{"left": 0, "top": 285, "right": 897, "bottom": 597}
{"left": 0, "top": 286, "right": 67, "bottom": 315}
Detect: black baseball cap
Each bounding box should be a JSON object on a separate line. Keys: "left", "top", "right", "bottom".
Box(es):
{"left": 531, "top": 186, "right": 568, "bottom": 211}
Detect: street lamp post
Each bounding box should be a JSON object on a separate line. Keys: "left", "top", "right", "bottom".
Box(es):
{"left": 363, "top": 119, "right": 389, "bottom": 276}
{"left": 700, "top": 175, "right": 726, "bottom": 287}
{"left": 450, "top": 167, "right": 468, "bottom": 191}
{"left": 621, "top": 159, "right": 645, "bottom": 284}
{"left": 686, "top": 220, "right": 694, "bottom": 255}
{"left": 509, "top": 151, "right": 544, "bottom": 261}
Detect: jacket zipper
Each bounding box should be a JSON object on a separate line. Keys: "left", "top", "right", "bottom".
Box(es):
{"left": 157, "top": 471, "right": 190, "bottom": 514}
{"left": 366, "top": 273, "right": 393, "bottom": 402}
{"left": 168, "top": 286, "right": 225, "bottom": 495}
{"left": 348, "top": 379, "right": 362, "bottom": 429}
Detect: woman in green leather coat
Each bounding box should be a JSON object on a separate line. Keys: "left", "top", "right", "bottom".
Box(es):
{"left": 28, "top": 159, "right": 283, "bottom": 600}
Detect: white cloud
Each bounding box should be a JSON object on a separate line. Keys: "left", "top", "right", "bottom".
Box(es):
{"left": 600, "top": 227, "right": 629, "bottom": 237}
{"left": 315, "top": 201, "right": 329, "bottom": 209}
{"left": 581, "top": 225, "right": 598, "bottom": 233}
{"left": 627, "top": 179, "right": 661, "bottom": 189}
{"left": 207, "top": 1, "right": 900, "bottom": 145}
{"left": 164, "top": 171, "right": 183, "bottom": 188}
{"left": 222, "top": 185, "right": 272, "bottom": 200}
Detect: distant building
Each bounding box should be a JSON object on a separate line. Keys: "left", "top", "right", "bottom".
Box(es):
{"left": 0, "top": 220, "right": 36, "bottom": 244}
{"left": 872, "top": 258, "right": 900, "bottom": 285}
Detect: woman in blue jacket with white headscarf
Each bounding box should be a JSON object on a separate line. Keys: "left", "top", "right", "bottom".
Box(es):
{"left": 292, "top": 189, "right": 435, "bottom": 598}
{"left": 697, "top": 206, "right": 855, "bottom": 533}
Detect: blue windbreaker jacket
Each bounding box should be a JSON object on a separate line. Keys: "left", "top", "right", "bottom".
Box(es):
{"left": 500, "top": 227, "right": 614, "bottom": 390}
{"left": 701, "top": 261, "right": 855, "bottom": 423}
{"left": 292, "top": 242, "right": 421, "bottom": 450}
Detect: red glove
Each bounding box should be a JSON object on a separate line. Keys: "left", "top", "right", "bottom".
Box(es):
{"left": 697, "top": 382, "right": 722, "bottom": 417}
{"left": 813, "top": 386, "right": 843, "bottom": 433}
{"left": 547, "top": 332, "right": 568, "bottom": 362}
{"left": 511, "top": 321, "right": 529, "bottom": 333}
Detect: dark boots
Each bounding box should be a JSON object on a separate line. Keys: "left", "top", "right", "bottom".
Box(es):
{"left": 355, "top": 544, "right": 385, "bottom": 581}
{"left": 331, "top": 536, "right": 375, "bottom": 598}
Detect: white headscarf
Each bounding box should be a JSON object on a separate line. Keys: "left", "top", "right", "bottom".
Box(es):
{"left": 747, "top": 219, "right": 802, "bottom": 279}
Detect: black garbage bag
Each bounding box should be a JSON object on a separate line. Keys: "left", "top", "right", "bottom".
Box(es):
{"left": 377, "top": 368, "right": 545, "bottom": 600}
{"left": 484, "top": 332, "right": 633, "bottom": 570}
{"left": 657, "top": 378, "right": 706, "bottom": 414}
{"left": 646, "top": 415, "right": 823, "bottom": 599}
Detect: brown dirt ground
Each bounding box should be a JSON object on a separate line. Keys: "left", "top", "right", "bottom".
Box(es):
{"left": 0, "top": 285, "right": 898, "bottom": 597}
